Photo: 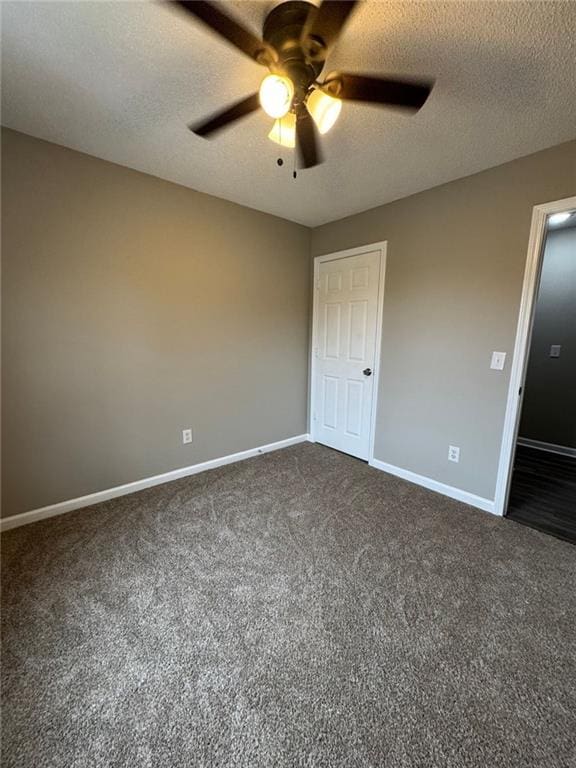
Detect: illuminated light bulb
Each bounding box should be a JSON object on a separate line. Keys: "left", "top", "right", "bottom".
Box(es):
{"left": 549, "top": 212, "right": 572, "bottom": 225}
{"left": 268, "top": 113, "right": 296, "bottom": 148}
{"left": 307, "top": 88, "right": 342, "bottom": 134}
{"left": 259, "top": 74, "right": 294, "bottom": 119}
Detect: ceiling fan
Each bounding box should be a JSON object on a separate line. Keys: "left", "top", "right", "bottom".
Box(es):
{"left": 171, "top": 0, "right": 434, "bottom": 169}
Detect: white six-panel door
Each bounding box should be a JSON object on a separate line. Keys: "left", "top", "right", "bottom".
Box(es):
{"left": 312, "top": 248, "right": 383, "bottom": 460}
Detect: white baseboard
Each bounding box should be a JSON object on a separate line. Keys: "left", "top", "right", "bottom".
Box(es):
{"left": 369, "top": 458, "right": 497, "bottom": 515}
{"left": 517, "top": 437, "right": 576, "bottom": 458}
{"left": 0, "top": 434, "right": 311, "bottom": 532}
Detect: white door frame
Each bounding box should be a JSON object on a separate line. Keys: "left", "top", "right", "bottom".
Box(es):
{"left": 309, "top": 241, "right": 387, "bottom": 463}
{"left": 493, "top": 195, "right": 576, "bottom": 516}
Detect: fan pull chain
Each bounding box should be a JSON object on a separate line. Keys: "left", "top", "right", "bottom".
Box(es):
{"left": 273, "top": 118, "right": 296, "bottom": 177}
{"left": 293, "top": 121, "right": 297, "bottom": 179}
{"left": 276, "top": 118, "right": 285, "bottom": 169}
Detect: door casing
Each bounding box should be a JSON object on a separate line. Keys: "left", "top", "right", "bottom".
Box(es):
{"left": 309, "top": 242, "right": 387, "bottom": 463}
{"left": 494, "top": 195, "right": 576, "bottom": 516}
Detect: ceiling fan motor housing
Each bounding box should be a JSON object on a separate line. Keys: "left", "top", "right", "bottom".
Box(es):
{"left": 263, "top": 1, "right": 324, "bottom": 103}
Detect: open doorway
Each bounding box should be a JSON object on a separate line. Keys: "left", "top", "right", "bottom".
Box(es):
{"left": 504, "top": 205, "right": 576, "bottom": 542}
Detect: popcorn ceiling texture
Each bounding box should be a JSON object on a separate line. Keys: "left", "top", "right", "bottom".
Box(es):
{"left": 2, "top": 442, "right": 575, "bottom": 767}
{"left": 1, "top": 0, "right": 576, "bottom": 225}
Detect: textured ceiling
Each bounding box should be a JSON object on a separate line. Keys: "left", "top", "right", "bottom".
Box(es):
{"left": 2, "top": 1, "right": 576, "bottom": 227}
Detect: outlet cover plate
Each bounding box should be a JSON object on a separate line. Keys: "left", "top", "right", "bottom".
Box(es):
{"left": 448, "top": 445, "right": 460, "bottom": 463}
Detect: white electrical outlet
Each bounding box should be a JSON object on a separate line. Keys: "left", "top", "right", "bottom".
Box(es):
{"left": 448, "top": 445, "right": 460, "bottom": 463}
{"left": 182, "top": 428, "right": 193, "bottom": 445}
{"left": 550, "top": 345, "right": 561, "bottom": 358}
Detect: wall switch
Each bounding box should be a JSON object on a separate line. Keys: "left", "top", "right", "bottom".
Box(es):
{"left": 182, "top": 428, "right": 193, "bottom": 445}
{"left": 550, "top": 345, "right": 561, "bottom": 358}
{"left": 448, "top": 445, "right": 460, "bottom": 463}
{"left": 490, "top": 351, "right": 506, "bottom": 370}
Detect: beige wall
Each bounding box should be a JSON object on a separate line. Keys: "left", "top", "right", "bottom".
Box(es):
{"left": 3, "top": 129, "right": 575, "bottom": 519}
{"left": 1, "top": 129, "right": 311, "bottom": 518}
{"left": 312, "top": 141, "right": 576, "bottom": 501}
{"left": 519, "top": 226, "right": 576, "bottom": 449}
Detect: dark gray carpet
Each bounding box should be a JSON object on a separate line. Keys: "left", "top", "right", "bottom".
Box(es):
{"left": 2, "top": 442, "right": 575, "bottom": 768}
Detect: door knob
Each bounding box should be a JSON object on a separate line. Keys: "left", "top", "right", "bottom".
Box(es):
{"left": 363, "top": 368, "right": 372, "bottom": 376}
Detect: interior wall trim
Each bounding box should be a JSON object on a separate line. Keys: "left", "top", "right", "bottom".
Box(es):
{"left": 493, "top": 195, "right": 576, "bottom": 516}
{"left": 369, "top": 458, "right": 497, "bottom": 515}
{"left": 0, "top": 434, "right": 311, "bottom": 532}
{"left": 517, "top": 437, "right": 576, "bottom": 458}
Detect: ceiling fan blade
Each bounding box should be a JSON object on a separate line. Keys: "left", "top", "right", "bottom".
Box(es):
{"left": 301, "top": 0, "right": 360, "bottom": 59}
{"left": 190, "top": 93, "right": 260, "bottom": 137}
{"left": 172, "top": 1, "right": 275, "bottom": 64}
{"left": 296, "top": 106, "right": 323, "bottom": 169}
{"left": 323, "top": 73, "right": 433, "bottom": 111}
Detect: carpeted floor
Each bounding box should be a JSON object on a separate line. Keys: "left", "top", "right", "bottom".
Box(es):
{"left": 2, "top": 442, "right": 575, "bottom": 768}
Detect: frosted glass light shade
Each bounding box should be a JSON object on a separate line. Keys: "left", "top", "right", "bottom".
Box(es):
{"left": 259, "top": 75, "right": 294, "bottom": 119}
{"left": 307, "top": 89, "right": 342, "bottom": 134}
{"left": 549, "top": 212, "right": 572, "bottom": 226}
{"left": 268, "top": 113, "right": 296, "bottom": 148}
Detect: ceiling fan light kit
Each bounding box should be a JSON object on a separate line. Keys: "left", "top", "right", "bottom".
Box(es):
{"left": 269, "top": 113, "right": 297, "bottom": 149}
{"left": 259, "top": 74, "right": 295, "bottom": 119}
{"left": 306, "top": 88, "right": 342, "bottom": 134}
{"left": 172, "top": 0, "right": 434, "bottom": 169}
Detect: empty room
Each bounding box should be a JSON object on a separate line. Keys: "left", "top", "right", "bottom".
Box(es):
{"left": 1, "top": 1, "right": 575, "bottom": 766}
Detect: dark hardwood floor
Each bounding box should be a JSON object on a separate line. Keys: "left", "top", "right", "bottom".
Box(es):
{"left": 507, "top": 444, "right": 576, "bottom": 544}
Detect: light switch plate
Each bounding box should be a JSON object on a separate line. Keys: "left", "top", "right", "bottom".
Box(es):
{"left": 490, "top": 351, "right": 506, "bottom": 370}
{"left": 550, "top": 345, "right": 561, "bottom": 358}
